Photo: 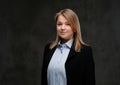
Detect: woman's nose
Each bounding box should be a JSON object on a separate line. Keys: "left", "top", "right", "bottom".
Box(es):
{"left": 61, "top": 24, "right": 65, "bottom": 30}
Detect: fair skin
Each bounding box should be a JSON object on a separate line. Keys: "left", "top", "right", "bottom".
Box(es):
{"left": 57, "top": 15, "right": 74, "bottom": 44}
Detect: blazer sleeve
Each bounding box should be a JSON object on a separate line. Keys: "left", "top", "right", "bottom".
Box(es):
{"left": 84, "top": 46, "right": 96, "bottom": 85}
{"left": 41, "top": 43, "right": 50, "bottom": 85}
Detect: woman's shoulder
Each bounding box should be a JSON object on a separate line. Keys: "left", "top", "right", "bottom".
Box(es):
{"left": 44, "top": 42, "right": 51, "bottom": 49}
{"left": 80, "top": 44, "right": 94, "bottom": 59}
{"left": 81, "top": 44, "right": 92, "bottom": 52}
{"left": 82, "top": 44, "right": 92, "bottom": 48}
{"left": 43, "top": 42, "right": 52, "bottom": 54}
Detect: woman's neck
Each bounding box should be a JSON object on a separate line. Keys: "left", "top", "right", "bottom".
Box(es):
{"left": 60, "top": 38, "right": 73, "bottom": 44}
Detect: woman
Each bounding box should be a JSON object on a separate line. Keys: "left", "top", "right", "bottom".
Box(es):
{"left": 41, "top": 8, "right": 95, "bottom": 85}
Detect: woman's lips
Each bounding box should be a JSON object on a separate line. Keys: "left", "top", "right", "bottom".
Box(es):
{"left": 60, "top": 32, "right": 66, "bottom": 34}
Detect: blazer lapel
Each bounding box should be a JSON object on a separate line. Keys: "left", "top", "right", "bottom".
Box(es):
{"left": 66, "top": 43, "right": 76, "bottom": 62}
{"left": 46, "top": 46, "right": 57, "bottom": 66}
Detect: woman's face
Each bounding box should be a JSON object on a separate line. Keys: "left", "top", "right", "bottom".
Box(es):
{"left": 57, "top": 15, "right": 74, "bottom": 43}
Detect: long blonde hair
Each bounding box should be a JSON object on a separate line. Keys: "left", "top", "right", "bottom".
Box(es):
{"left": 50, "top": 8, "right": 85, "bottom": 52}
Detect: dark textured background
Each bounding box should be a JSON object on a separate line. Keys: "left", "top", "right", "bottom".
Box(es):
{"left": 0, "top": 0, "right": 120, "bottom": 85}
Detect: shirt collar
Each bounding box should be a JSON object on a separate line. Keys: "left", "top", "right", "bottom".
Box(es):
{"left": 58, "top": 38, "right": 73, "bottom": 49}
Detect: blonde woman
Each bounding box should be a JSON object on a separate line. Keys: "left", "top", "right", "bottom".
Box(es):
{"left": 41, "top": 8, "right": 95, "bottom": 85}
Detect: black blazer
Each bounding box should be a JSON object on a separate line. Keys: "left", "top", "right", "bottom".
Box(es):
{"left": 41, "top": 42, "right": 95, "bottom": 85}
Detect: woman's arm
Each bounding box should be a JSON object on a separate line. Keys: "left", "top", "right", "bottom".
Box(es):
{"left": 84, "top": 46, "right": 96, "bottom": 85}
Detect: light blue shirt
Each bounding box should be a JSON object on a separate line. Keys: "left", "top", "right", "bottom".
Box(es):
{"left": 47, "top": 39, "right": 73, "bottom": 85}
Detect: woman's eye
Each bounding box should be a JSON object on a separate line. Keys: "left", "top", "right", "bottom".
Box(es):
{"left": 66, "top": 24, "right": 70, "bottom": 25}
{"left": 57, "top": 23, "right": 62, "bottom": 25}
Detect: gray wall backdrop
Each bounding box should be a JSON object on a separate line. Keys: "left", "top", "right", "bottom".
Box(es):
{"left": 0, "top": 0, "right": 120, "bottom": 85}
